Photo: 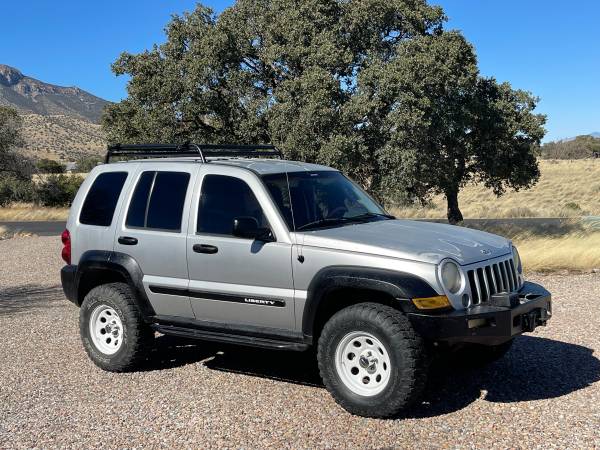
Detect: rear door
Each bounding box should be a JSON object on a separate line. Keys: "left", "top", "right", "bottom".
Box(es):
{"left": 114, "top": 162, "right": 199, "bottom": 319}
{"left": 186, "top": 166, "right": 295, "bottom": 331}
{"left": 69, "top": 166, "right": 135, "bottom": 264}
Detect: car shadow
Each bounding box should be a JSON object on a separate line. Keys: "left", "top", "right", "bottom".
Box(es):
{"left": 143, "top": 334, "right": 599, "bottom": 417}
{"left": 0, "top": 284, "right": 65, "bottom": 316}
{"left": 407, "top": 335, "right": 600, "bottom": 418}
{"left": 144, "top": 335, "right": 323, "bottom": 386}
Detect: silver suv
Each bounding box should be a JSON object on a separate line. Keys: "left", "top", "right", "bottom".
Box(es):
{"left": 61, "top": 144, "right": 552, "bottom": 418}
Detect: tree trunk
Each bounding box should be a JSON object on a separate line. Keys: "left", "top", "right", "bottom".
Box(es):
{"left": 445, "top": 188, "right": 463, "bottom": 225}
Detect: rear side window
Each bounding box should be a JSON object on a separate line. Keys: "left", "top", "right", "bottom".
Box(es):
{"left": 79, "top": 172, "right": 128, "bottom": 226}
{"left": 126, "top": 171, "right": 190, "bottom": 232}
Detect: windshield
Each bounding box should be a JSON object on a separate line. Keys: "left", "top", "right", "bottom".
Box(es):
{"left": 262, "top": 171, "right": 391, "bottom": 231}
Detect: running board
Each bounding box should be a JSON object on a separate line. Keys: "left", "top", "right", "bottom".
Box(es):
{"left": 152, "top": 323, "right": 309, "bottom": 351}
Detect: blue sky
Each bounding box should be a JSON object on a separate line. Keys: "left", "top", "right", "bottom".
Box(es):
{"left": 2, "top": 1, "right": 598, "bottom": 141}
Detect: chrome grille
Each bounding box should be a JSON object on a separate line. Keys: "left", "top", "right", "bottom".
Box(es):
{"left": 467, "top": 256, "right": 520, "bottom": 305}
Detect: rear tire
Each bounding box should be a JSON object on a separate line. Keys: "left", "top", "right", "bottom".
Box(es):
{"left": 317, "top": 302, "right": 428, "bottom": 418}
{"left": 80, "top": 282, "right": 154, "bottom": 372}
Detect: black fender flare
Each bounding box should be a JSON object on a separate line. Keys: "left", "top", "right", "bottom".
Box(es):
{"left": 75, "top": 250, "right": 155, "bottom": 319}
{"left": 302, "top": 266, "right": 439, "bottom": 338}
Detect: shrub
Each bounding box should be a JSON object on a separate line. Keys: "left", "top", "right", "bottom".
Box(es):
{"left": 35, "top": 174, "right": 84, "bottom": 207}
{"left": 75, "top": 156, "right": 103, "bottom": 173}
{"left": 0, "top": 175, "right": 35, "bottom": 207}
{"left": 36, "top": 159, "right": 66, "bottom": 174}
{"left": 564, "top": 202, "right": 581, "bottom": 211}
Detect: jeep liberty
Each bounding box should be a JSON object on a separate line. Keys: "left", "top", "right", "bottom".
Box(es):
{"left": 61, "top": 144, "right": 552, "bottom": 418}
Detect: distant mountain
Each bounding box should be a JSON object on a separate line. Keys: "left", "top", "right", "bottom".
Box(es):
{"left": 560, "top": 132, "right": 600, "bottom": 142}
{"left": 0, "top": 64, "right": 109, "bottom": 123}
{"left": 0, "top": 64, "right": 109, "bottom": 162}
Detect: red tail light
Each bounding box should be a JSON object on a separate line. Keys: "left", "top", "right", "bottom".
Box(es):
{"left": 61, "top": 229, "right": 71, "bottom": 264}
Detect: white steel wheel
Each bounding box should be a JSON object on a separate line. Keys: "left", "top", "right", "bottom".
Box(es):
{"left": 89, "top": 304, "right": 124, "bottom": 355}
{"left": 334, "top": 331, "right": 392, "bottom": 396}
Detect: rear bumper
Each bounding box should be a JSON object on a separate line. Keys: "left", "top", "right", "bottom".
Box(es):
{"left": 61, "top": 264, "right": 78, "bottom": 304}
{"left": 407, "top": 281, "right": 552, "bottom": 346}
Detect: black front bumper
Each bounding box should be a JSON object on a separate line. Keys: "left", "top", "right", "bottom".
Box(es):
{"left": 408, "top": 281, "right": 552, "bottom": 346}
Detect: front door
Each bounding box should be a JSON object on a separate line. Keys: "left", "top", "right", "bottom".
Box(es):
{"left": 186, "top": 168, "right": 295, "bottom": 331}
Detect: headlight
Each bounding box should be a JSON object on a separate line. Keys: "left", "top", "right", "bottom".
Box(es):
{"left": 440, "top": 260, "right": 461, "bottom": 294}
{"left": 512, "top": 246, "right": 522, "bottom": 273}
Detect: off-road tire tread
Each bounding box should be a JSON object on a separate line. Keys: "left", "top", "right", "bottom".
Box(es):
{"left": 80, "top": 282, "right": 153, "bottom": 372}
{"left": 317, "top": 302, "right": 428, "bottom": 418}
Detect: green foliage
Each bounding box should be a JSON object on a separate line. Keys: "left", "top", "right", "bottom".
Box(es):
{"left": 102, "top": 0, "right": 545, "bottom": 223}
{"left": 0, "top": 106, "right": 34, "bottom": 180}
{"left": 35, "top": 175, "right": 84, "bottom": 207}
{"left": 371, "top": 33, "right": 545, "bottom": 222}
{"left": 36, "top": 158, "right": 66, "bottom": 174}
{"left": 541, "top": 135, "right": 600, "bottom": 159}
{"left": 75, "top": 156, "right": 103, "bottom": 172}
{"left": 0, "top": 175, "right": 35, "bottom": 207}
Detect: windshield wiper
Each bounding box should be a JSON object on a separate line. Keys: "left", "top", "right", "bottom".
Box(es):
{"left": 345, "top": 212, "right": 395, "bottom": 222}
{"left": 296, "top": 217, "right": 352, "bottom": 231}
{"left": 296, "top": 213, "right": 394, "bottom": 231}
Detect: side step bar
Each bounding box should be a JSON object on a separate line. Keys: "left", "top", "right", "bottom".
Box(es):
{"left": 152, "top": 323, "right": 310, "bottom": 351}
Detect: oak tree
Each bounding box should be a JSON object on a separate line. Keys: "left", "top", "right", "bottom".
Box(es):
{"left": 103, "top": 0, "right": 545, "bottom": 223}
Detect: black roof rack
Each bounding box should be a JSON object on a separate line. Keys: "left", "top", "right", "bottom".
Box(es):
{"left": 105, "top": 143, "right": 283, "bottom": 164}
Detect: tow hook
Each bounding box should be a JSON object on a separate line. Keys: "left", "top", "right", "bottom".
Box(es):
{"left": 522, "top": 308, "right": 551, "bottom": 332}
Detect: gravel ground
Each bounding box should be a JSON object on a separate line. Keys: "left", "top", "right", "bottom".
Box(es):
{"left": 1, "top": 236, "right": 599, "bottom": 449}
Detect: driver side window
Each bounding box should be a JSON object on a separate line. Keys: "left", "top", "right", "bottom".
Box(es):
{"left": 197, "top": 174, "right": 268, "bottom": 236}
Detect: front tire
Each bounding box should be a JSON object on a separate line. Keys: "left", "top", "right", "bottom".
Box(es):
{"left": 80, "top": 282, "right": 154, "bottom": 372}
{"left": 317, "top": 303, "right": 428, "bottom": 418}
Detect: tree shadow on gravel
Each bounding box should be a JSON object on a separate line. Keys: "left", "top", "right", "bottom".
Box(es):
{"left": 143, "top": 334, "right": 599, "bottom": 418}
{"left": 0, "top": 284, "right": 65, "bottom": 316}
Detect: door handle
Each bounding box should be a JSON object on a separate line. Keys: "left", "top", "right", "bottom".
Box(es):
{"left": 118, "top": 236, "right": 138, "bottom": 245}
{"left": 193, "top": 244, "right": 218, "bottom": 254}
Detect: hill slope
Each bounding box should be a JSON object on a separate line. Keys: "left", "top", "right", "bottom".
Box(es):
{"left": 0, "top": 64, "right": 108, "bottom": 123}
{"left": 541, "top": 135, "right": 600, "bottom": 159}
{"left": 392, "top": 159, "right": 600, "bottom": 219}
{"left": 0, "top": 64, "right": 109, "bottom": 161}
{"left": 20, "top": 114, "right": 106, "bottom": 161}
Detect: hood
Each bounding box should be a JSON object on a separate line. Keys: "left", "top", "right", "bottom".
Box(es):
{"left": 298, "top": 219, "right": 511, "bottom": 265}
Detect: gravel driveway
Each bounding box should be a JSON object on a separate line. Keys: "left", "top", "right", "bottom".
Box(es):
{"left": 1, "top": 236, "right": 599, "bottom": 449}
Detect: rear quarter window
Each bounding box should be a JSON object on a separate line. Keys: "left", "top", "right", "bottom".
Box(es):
{"left": 79, "top": 172, "right": 128, "bottom": 226}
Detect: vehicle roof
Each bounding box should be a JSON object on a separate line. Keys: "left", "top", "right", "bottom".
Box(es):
{"left": 111, "top": 157, "right": 336, "bottom": 175}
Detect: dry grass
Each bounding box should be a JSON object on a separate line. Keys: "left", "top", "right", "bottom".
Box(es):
{"left": 464, "top": 218, "right": 600, "bottom": 272}
{"left": 517, "top": 231, "right": 600, "bottom": 272}
{"left": 0, "top": 203, "right": 69, "bottom": 221}
{"left": 391, "top": 159, "right": 600, "bottom": 219}
{"left": 31, "top": 172, "right": 87, "bottom": 182}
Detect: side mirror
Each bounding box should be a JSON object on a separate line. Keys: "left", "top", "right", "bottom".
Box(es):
{"left": 232, "top": 217, "right": 274, "bottom": 242}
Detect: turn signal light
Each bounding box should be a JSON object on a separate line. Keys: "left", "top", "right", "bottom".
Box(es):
{"left": 412, "top": 295, "right": 451, "bottom": 310}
